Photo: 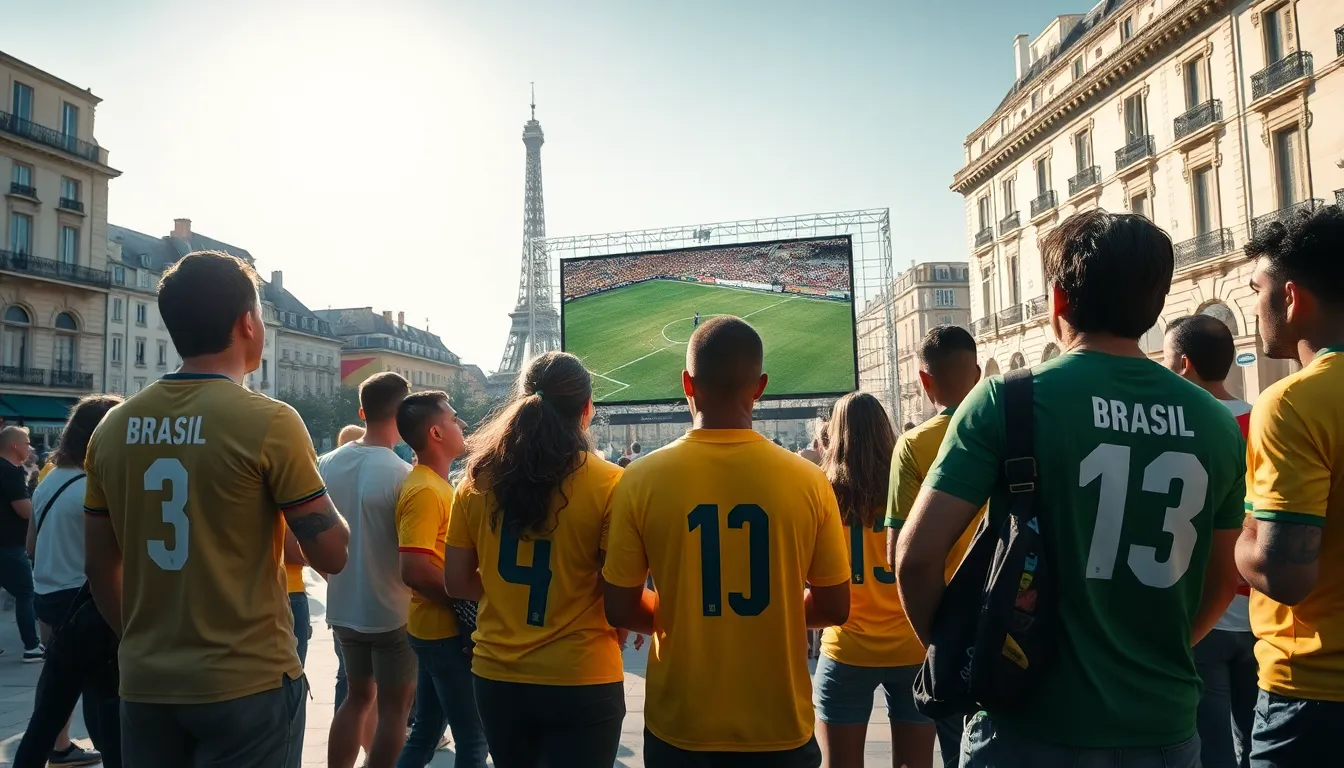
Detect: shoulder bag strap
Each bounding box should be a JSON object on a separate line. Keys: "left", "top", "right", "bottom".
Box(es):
{"left": 1001, "top": 369, "right": 1036, "bottom": 503}
{"left": 35, "top": 473, "right": 85, "bottom": 536}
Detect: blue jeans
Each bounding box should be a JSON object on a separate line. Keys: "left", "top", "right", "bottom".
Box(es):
{"left": 0, "top": 546, "right": 39, "bottom": 650}
{"left": 812, "top": 655, "right": 929, "bottom": 725}
{"left": 961, "top": 713, "right": 1201, "bottom": 767}
{"left": 1249, "top": 689, "right": 1344, "bottom": 767}
{"left": 395, "top": 635, "right": 487, "bottom": 768}
{"left": 1194, "top": 629, "right": 1257, "bottom": 768}
{"left": 288, "top": 593, "right": 311, "bottom": 666}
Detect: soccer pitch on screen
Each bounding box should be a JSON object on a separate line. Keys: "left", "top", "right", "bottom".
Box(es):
{"left": 560, "top": 235, "right": 859, "bottom": 405}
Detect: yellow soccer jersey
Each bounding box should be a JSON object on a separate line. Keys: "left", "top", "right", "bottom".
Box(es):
{"left": 396, "top": 465, "right": 458, "bottom": 641}
{"left": 603, "top": 429, "right": 850, "bottom": 752}
{"left": 82, "top": 373, "right": 323, "bottom": 704}
{"left": 1246, "top": 347, "right": 1344, "bottom": 701}
{"left": 37, "top": 462, "right": 53, "bottom": 484}
{"left": 447, "top": 454, "right": 624, "bottom": 686}
{"left": 285, "top": 562, "right": 306, "bottom": 594}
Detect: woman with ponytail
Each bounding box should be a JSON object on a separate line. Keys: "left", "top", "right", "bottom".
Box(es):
{"left": 443, "top": 351, "right": 628, "bottom": 767}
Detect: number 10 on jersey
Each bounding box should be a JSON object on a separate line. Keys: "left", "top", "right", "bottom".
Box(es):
{"left": 688, "top": 504, "right": 771, "bottom": 617}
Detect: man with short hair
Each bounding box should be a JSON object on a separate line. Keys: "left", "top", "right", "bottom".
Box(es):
{"left": 1164, "top": 314, "right": 1256, "bottom": 768}
{"left": 604, "top": 316, "right": 851, "bottom": 767}
{"left": 84, "top": 251, "right": 351, "bottom": 768}
{"left": 394, "top": 391, "right": 487, "bottom": 768}
{"left": 0, "top": 425, "right": 43, "bottom": 662}
{"left": 1237, "top": 205, "right": 1344, "bottom": 766}
{"left": 883, "top": 325, "right": 985, "bottom": 767}
{"left": 321, "top": 372, "right": 416, "bottom": 768}
{"left": 894, "top": 211, "right": 1246, "bottom": 767}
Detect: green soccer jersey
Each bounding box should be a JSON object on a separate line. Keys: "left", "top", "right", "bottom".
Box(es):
{"left": 927, "top": 350, "right": 1245, "bottom": 748}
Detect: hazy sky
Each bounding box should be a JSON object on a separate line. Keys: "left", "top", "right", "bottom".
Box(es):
{"left": 5, "top": 0, "right": 1076, "bottom": 371}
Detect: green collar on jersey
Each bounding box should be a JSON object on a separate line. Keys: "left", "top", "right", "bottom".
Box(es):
{"left": 1316, "top": 345, "right": 1344, "bottom": 360}
{"left": 939, "top": 406, "right": 956, "bottom": 417}
{"left": 162, "top": 372, "right": 232, "bottom": 381}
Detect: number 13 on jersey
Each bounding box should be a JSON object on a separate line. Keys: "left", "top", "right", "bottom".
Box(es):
{"left": 688, "top": 504, "right": 771, "bottom": 617}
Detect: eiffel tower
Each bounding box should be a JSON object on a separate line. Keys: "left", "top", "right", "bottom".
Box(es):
{"left": 490, "top": 86, "right": 560, "bottom": 395}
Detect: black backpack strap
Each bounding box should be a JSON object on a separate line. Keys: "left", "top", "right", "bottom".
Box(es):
{"left": 1002, "top": 369, "right": 1036, "bottom": 497}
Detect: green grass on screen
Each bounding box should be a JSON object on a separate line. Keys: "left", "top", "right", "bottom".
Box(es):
{"left": 562, "top": 280, "right": 857, "bottom": 403}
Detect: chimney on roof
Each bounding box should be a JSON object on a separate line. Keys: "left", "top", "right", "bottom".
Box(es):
{"left": 382, "top": 310, "right": 393, "bottom": 324}
{"left": 271, "top": 270, "right": 283, "bottom": 292}
{"left": 398, "top": 311, "right": 405, "bottom": 329}
{"left": 173, "top": 218, "right": 192, "bottom": 239}
{"left": 1013, "top": 34, "right": 1030, "bottom": 81}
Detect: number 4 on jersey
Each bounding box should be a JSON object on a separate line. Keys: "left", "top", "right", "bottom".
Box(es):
{"left": 498, "top": 532, "right": 552, "bottom": 627}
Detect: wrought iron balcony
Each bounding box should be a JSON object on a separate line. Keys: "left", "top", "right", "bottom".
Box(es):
{"left": 1251, "top": 199, "right": 1325, "bottom": 239}
{"left": 996, "top": 304, "right": 1024, "bottom": 327}
{"left": 50, "top": 369, "right": 93, "bottom": 389}
{"left": 1026, "top": 294, "right": 1049, "bottom": 319}
{"left": 0, "top": 249, "right": 111, "bottom": 288}
{"left": 58, "top": 197, "right": 84, "bottom": 213}
{"left": 1030, "top": 191, "right": 1057, "bottom": 218}
{"left": 1337, "top": 26, "right": 1343, "bottom": 57}
{"left": 1336, "top": 189, "right": 1344, "bottom": 208}
{"left": 999, "top": 211, "right": 1021, "bottom": 236}
{"left": 1068, "top": 166, "right": 1101, "bottom": 196}
{"left": 1252, "top": 52, "right": 1313, "bottom": 101}
{"left": 1174, "top": 229, "right": 1234, "bottom": 270}
{"left": 974, "top": 226, "right": 995, "bottom": 248}
{"left": 1174, "top": 100, "right": 1223, "bottom": 140}
{"left": 1116, "top": 135, "right": 1156, "bottom": 172}
{"left": 0, "top": 366, "right": 46, "bottom": 386}
{"left": 971, "top": 316, "right": 995, "bottom": 338}
{"left": 8, "top": 182, "right": 36, "bottom": 198}
{"left": 0, "top": 111, "right": 102, "bottom": 164}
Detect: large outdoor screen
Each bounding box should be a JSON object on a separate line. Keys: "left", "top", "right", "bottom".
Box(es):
{"left": 560, "top": 235, "right": 859, "bottom": 405}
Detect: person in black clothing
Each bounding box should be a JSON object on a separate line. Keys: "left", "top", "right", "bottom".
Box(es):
{"left": 0, "top": 425, "right": 43, "bottom": 662}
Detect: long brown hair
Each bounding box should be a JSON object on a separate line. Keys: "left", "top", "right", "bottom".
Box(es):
{"left": 463, "top": 352, "right": 593, "bottom": 539}
{"left": 51, "top": 395, "right": 123, "bottom": 468}
{"left": 822, "top": 392, "right": 896, "bottom": 527}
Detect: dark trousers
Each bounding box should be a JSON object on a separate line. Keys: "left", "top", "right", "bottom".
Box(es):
{"left": 396, "top": 635, "right": 488, "bottom": 768}
{"left": 121, "top": 675, "right": 308, "bottom": 768}
{"left": 644, "top": 728, "right": 822, "bottom": 768}
{"left": 0, "top": 545, "right": 39, "bottom": 650}
{"left": 288, "top": 592, "right": 311, "bottom": 666}
{"left": 1195, "top": 629, "right": 1257, "bottom": 768}
{"left": 473, "top": 676, "right": 625, "bottom": 768}
{"left": 935, "top": 715, "right": 965, "bottom": 768}
{"left": 1250, "top": 689, "right": 1344, "bottom": 768}
{"left": 12, "top": 591, "right": 120, "bottom": 768}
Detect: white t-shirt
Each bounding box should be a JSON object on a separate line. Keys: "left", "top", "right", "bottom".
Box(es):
{"left": 1215, "top": 398, "right": 1253, "bottom": 633}
{"left": 32, "top": 467, "right": 88, "bottom": 595}
{"left": 319, "top": 442, "right": 413, "bottom": 633}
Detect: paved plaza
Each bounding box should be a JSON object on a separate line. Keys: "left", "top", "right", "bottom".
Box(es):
{"left": 0, "top": 577, "right": 930, "bottom": 767}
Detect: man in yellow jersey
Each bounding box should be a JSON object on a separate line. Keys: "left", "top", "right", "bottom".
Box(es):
{"left": 1237, "top": 206, "right": 1344, "bottom": 766}
{"left": 876, "top": 325, "right": 983, "bottom": 768}
{"left": 604, "top": 316, "right": 851, "bottom": 767}
{"left": 83, "top": 251, "right": 351, "bottom": 768}
{"left": 393, "top": 391, "right": 487, "bottom": 768}
{"left": 284, "top": 531, "right": 311, "bottom": 666}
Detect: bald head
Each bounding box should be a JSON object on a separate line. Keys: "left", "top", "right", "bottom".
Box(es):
{"left": 686, "top": 316, "right": 764, "bottom": 398}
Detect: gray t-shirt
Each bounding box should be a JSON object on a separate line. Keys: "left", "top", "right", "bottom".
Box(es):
{"left": 318, "top": 442, "right": 413, "bottom": 633}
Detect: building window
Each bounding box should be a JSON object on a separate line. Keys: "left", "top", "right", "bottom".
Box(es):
{"left": 1030, "top": 90, "right": 1041, "bottom": 111}
{"left": 1001, "top": 179, "right": 1016, "bottom": 216}
{"left": 11, "top": 163, "right": 32, "bottom": 190}
{"left": 60, "top": 177, "right": 80, "bottom": 202}
{"left": 134, "top": 377, "right": 146, "bottom": 393}
{"left": 136, "top": 303, "right": 147, "bottom": 326}
{"left": 980, "top": 136, "right": 987, "bottom": 154}
{"left": 11, "top": 82, "right": 33, "bottom": 121}
{"left": 2, "top": 306, "right": 31, "bottom": 369}
{"left": 9, "top": 213, "right": 33, "bottom": 254}
{"left": 1192, "top": 166, "right": 1215, "bottom": 235}
{"left": 1120, "top": 15, "right": 1134, "bottom": 42}
{"left": 1072, "top": 57, "right": 1085, "bottom": 81}
{"left": 111, "top": 335, "right": 123, "bottom": 364}
{"left": 112, "top": 266, "right": 126, "bottom": 285}
{"left": 262, "top": 359, "right": 269, "bottom": 382}
{"left": 977, "top": 196, "right": 991, "bottom": 231}
{"left": 59, "top": 226, "right": 79, "bottom": 265}
{"left": 1184, "top": 54, "right": 1210, "bottom": 110}
{"left": 61, "top": 102, "right": 79, "bottom": 138}
{"left": 934, "top": 266, "right": 950, "bottom": 281}
{"left": 980, "top": 268, "right": 996, "bottom": 317}
{"left": 934, "top": 289, "right": 956, "bottom": 307}
{"left": 1262, "top": 4, "right": 1290, "bottom": 65}
{"left": 1124, "top": 91, "right": 1147, "bottom": 140}
{"left": 1006, "top": 251, "right": 1021, "bottom": 306}
{"left": 112, "top": 298, "right": 123, "bottom": 322}
{"left": 1273, "top": 126, "right": 1304, "bottom": 208}
{"left": 157, "top": 340, "right": 168, "bottom": 367}
{"left": 53, "top": 312, "right": 77, "bottom": 372}
{"left": 138, "top": 270, "right": 151, "bottom": 289}
{"left": 1074, "top": 128, "right": 1093, "bottom": 170}
{"left": 1035, "top": 156, "right": 1051, "bottom": 195}
{"left": 1131, "top": 192, "right": 1150, "bottom": 219}
{"left": 135, "top": 338, "right": 146, "bottom": 366}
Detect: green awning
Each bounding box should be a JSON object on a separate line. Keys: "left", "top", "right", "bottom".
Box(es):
{"left": 0, "top": 394, "right": 78, "bottom": 421}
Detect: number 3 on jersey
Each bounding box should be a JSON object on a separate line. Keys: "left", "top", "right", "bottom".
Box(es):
{"left": 850, "top": 519, "right": 895, "bottom": 585}
{"left": 145, "top": 457, "right": 189, "bottom": 571}
{"left": 499, "top": 532, "right": 552, "bottom": 627}
{"left": 688, "top": 504, "right": 770, "bottom": 617}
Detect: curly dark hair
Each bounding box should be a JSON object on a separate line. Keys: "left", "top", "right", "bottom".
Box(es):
{"left": 51, "top": 395, "right": 122, "bottom": 468}
{"left": 822, "top": 391, "right": 895, "bottom": 528}
{"left": 462, "top": 351, "right": 593, "bottom": 539}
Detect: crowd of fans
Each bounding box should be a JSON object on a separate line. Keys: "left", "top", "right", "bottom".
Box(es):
{"left": 563, "top": 238, "right": 851, "bottom": 300}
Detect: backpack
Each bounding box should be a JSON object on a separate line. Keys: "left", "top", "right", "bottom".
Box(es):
{"left": 913, "top": 367, "right": 1059, "bottom": 719}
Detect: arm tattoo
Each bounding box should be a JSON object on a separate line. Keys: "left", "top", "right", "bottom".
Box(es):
{"left": 1261, "top": 522, "right": 1322, "bottom": 567}
{"left": 289, "top": 507, "right": 340, "bottom": 542}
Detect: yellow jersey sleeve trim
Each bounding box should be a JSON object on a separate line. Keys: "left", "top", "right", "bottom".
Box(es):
{"left": 1252, "top": 510, "right": 1326, "bottom": 527}
{"left": 599, "top": 566, "right": 647, "bottom": 590}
